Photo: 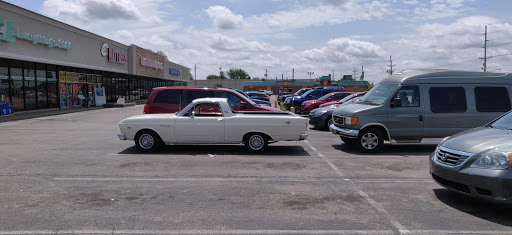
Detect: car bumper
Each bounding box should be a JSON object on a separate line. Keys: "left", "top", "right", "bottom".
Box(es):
{"left": 329, "top": 124, "right": 359, "bottom": 138}
{"left": 309, "top": 114, "right": 328, "bottom": 127}
{"left": 117, "top": 133, "right": 127, "bottom": 140}
{"left": 300, "top": 133, "right": 308, "bottom": 140}
{"left": 430, "top": 152, "right": 512, "bottom": 201}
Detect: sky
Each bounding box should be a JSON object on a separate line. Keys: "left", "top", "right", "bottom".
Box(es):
{"left": 5, "top": 0, "right": 512, "bottom": 84}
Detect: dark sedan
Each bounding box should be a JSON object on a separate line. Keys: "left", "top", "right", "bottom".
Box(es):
{"left": 430, "top": 111, "right": 512, "bottom": 201}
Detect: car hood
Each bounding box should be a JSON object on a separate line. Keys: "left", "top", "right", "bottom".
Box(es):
{"left": 332, "top": 103, "right": 378, "bottom": 117}
{"left": 441, "top": 127, "right": 512, "bottom": 154}
{"left": 311, "top": 105, "right": 336, "bottom": 113}
{"left": 321, "top": 101, "right": 338, "bottom": 107}
{"left": 303, "top": 100, "right": 321, "bottom": 105}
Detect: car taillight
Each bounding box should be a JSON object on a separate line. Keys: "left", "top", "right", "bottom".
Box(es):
{"left": 264, "top": 97, "right": 269, "bottom": 100}
{"left": 143, "top": 104, "right": 150, "bottom": 114}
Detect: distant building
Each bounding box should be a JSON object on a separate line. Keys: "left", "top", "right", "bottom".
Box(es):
{"left": 243, "top": 74, "right": 369, "bottom": 93}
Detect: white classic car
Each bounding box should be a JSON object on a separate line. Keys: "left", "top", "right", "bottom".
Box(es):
{"left": 118, "top": 98, "right": 308, "bottom": 152}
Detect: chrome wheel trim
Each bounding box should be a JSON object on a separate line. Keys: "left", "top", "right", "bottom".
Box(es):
{"left": 248, "top": 135, "right": 264, "bottom": 150}
{"left": 361, "top": 133, "right": 378, "bottom": 150}
{"left": 139, "top": 134, "right": 155, "bottom": 150}
{"left": 327, "top": 118, "right": 333, "bottom": 128}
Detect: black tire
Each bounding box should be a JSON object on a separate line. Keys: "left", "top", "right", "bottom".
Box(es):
{"left": 324, "top": 117, "right": 334, "bottom": 130}
{"left": 244, "top": 133, "right": 268, "bottom": 152}
{"left": 135, "top": 130, "right": 162, "bottom": 152}
{"left": 356, "top": 128, "right": 384, "bottom": 153}
{"left": 340, "top": 136, "right": 356, "bottom": 145}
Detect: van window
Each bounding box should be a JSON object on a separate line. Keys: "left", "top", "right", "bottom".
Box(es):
{"left": 475, "top": 87, "right": 511, "bottom": 112}
{"left": 359, "top": 83, "right": 398, "bottom": 105}
{"left": 153, "top": 89, "right": 181, "bottom": 104}
{"left": 215, "top": 91, "right": 248, "bottom": 109}
{"left": 392, "top": 86, "right": 420, "bottom": 107}
{"left": 429, "top": 87, "right": 467, "bottom": 113}
{"left": 184, "top": 90, "right": 215, "bottom": 105}
{"left": 305, "top": 90, "right": 322, "bottom": 99}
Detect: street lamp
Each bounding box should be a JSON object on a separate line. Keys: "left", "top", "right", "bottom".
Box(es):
{"left": 307, "top": 72, "right": 314, "bottom": 87}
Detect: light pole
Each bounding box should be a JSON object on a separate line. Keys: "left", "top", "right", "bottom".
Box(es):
{"left": 307, "top": 71, "right": 314, "bottom": 87}
{"left": 194, "top": 64, "right": 197, "bottom": 87}
{"left": 219, "top": 67, "right": 222, "bottom": 87}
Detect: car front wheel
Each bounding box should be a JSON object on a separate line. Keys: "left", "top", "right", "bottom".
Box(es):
{"left": 357, "top": 128, "right": 384, "bottom": 153}
{"left": 245, "top": 133, "right": 268, "bottom": 152}
{"left": 135, "top": 130, "right": 162, "bottom": 152}
{"left": 325, "top": 117, "right": 333, "bottom": 130}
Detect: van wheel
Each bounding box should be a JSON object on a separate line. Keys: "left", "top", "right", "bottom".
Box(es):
{"left": 357, "top": 128, "right": 384, "bottom": 153}
{"left": 135, "top": 130, "right": 162, "bottom": 152}
{"left": 340, "top": 136, "right": 356, "bottom": 145}
{"left": 244, "top": 133, "right": 268, "bottom": 152}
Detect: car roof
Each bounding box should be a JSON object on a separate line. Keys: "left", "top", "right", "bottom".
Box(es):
{"left": 192, "top": 97, "right": 228, "bottom": 103}
{"left": 379, "top": 69, "right": 512, "bottom": 84}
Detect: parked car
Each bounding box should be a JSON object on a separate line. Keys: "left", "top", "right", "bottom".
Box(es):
{"left": 430, "top": 110, "right": 512, "bottom": 201}
{"left": 246, "top": 91, "right": 270, "bottom": 101}
{"left": 118, "top": 98, "right": 308, "bottom": 152}
{"left": 284, "top": 87, "right": 346, "bottom": 113}
{"left": 277, "top": 91, "right": 292, "bottom": 103}
{"left": 319, "top": 92, "right": 367, "bottom": 108}
{"left": 309, "top": 92, "right": 368, "bottom": 130}
{"left": 301, "top": 92, "right": 354, "bottom": 114}
{"left": 330, "top": 69, "right": 512, "bottom": 152}
{"left": 280, "top": 88, "right": 311, "bottom": 104}
{"left": 233, "top": 89, "right": 271, "bottom": 106}
{"left": 144, "top": 87, "right": 281, "bottom": 114}
{"left": 259, "top": 90, "right": 273, "bottom": 95}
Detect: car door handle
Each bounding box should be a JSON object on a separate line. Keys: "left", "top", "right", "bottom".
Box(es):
{"left": 217, "top": 118, "right": 223, "bottom": 122}
{"left": 419, "top": 115, "right": 423, "bottom": 122}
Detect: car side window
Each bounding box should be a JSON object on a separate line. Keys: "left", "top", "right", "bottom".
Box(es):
{"left": 393, "top": 86, "right": 420, "bottom": 107}
{"left": 474, "top": 86, "right": 511, "bottom": 112}
{"left": 216, "top": 91, "right": 248, "bottom": 109}
{"left": 193, "top": 103, "right": 223, "bottom": 117}
{"left": 429, "top": 87, "right": 466, "bottom": 113}
{"left": 307, "top": 90, "right": 322, "bottom": 98}
{"left": 184, "top": 90, "right": 214, "bottom": 105}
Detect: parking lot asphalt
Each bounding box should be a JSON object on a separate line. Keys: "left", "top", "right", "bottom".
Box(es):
{"left": 0, "top": 106, "right": 511, "bottom": 235}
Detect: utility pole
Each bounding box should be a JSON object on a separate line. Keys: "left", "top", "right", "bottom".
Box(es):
{"left": 332, "top": 70, "right": 335, "bottom": 80}
{"left": 480, "top": 25, "right": 489, "bottom": 72}
{"left": 387, "top": 55, "right": 395, "bottom": 76}
{"left": 219, "top": 67, "right": 222, "bottom": 87}
{"left": 194, "top": 64, "right": 197, "bottom": 87}
{"left": 265, "top": 69, "right": 268, "bottom": 80}
{"left": 353, "top": 67, "right": 358, "bottom": 80}
{"left": 360, "top": 65, "right": 365, "bottom": 81}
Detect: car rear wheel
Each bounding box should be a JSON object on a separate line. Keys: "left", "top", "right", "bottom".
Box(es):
{"left": 357, "top": 128, "right": 384, "bottom": 153}
{"left": 135, "top": 130, "right": 162, "bottom": 152}
{"left": 244, "top": 133, "right": 268, "bottom": 152}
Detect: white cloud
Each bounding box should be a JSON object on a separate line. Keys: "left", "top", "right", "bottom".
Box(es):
{"left": 301, "top": 38, "right": 387, "bottom": 63}
{"left": 206, "top": 6, "right": 244, "bottom": 30}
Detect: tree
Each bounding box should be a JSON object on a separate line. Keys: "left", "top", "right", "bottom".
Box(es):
{"left": 156, "top": 50, "right": 168, "bottom": 60}
{"left": 220, "top": 70, "right": 227, "bottom": 80}
{"left": 190, "top": 73, "right": 194, "bottom": 80}
{"left": 206, "top": 74, "right": 220, "bottom": 80}
{"left": 227, "top": 67, "right": 250, "bottom": 79}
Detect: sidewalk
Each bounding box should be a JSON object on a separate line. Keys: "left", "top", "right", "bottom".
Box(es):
{"left": 0, "top": 99, "right": 147, "bottom": 123}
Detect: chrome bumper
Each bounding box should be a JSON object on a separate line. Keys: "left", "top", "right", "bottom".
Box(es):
{"left": 300, "top": 133, "right": 308, "bottom": 140}
{"left": 329, "top": 124, "right": 359, "bottom": 138}
{"left": 117, "top": 133, "right": 127, "bottom": 140}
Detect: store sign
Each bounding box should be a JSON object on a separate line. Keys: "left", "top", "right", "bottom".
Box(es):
{"left": 0, "top": 17, "right": 72, "bottom": 50}
{"left": 169, "top": 68, "right": 181, "bottom": 76}
{"left": 100, "top": 43, "right": 126, "bottom": 65}
{"left": 141, "top": 57, "right": 163, "bottom": 70}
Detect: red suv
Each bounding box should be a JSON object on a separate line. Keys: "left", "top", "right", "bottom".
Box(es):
{"left": 144, "top": 87, "right": 281, "bottom": 114}
{"left": 300, "top": 92, "right": 354, "bottom": 114}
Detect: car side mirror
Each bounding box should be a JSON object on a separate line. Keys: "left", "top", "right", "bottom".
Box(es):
{"left": 190, "top": 111, "right": 196, "bottom": 118}
{"left": 241, "top": 101, "right": 248, "bottom": 109}
{"left": 390, "top": 98, "right": 402, "bottom": 108}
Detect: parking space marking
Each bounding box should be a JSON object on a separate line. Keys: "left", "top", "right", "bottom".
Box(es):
{"left": 0, "top": 230, "right": 396, "bottom": 234}
{"left": 304, "top": 140, "right": 345, "bottom": 177}
{"left": 53, "top": 177, "right": 345, "bottom": 183}
{"left": 352, "top": 179, "right": 434, "bottom": 183}
{"left": 0, "top": 108, "right": 117, "bottom": 127}
{"left": 410, "top": 231, "right": 512, "bottom": 234}
{"left": 323, "top": 155, "right": 429, "bottom": 158}
{"left": 305, "top": 140, "right": 410, "bottom": 235}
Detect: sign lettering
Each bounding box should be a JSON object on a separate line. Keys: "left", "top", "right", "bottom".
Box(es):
{"left": 108, "top": 48, "right": 126, "bottom": 64}
{"left": 141, "top": 57, "right": 163, "bottom": 70}
{"left": 169, "top": 68, "right": 180, "bottom": 76}
{"left": 0, "top": 17, "right": 72, "bottom": 49}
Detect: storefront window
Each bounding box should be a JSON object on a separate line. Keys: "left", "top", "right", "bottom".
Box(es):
{"left": 0, "top": 59, "right": 9, "bottom": 105}
{"left": 9, "top": 61, "right": 24, "bottom": 111}
{"left": 47, "top": 65, "right": 57, "bottom": 108}
{"left": 24, "top": 62, "right": 37, "bottom": 110}
{"left": 36, "top": 63, "right": 47, "bottom": 109}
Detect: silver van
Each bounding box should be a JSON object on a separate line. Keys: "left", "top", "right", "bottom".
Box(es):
{"left": 330, "top": 69, "right": 512, "bottom": 152}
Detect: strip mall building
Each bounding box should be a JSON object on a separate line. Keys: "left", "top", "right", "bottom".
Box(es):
{"left": 0, "top": 2, "right": 190, "bottom": 112}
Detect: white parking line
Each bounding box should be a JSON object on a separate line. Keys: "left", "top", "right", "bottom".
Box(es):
{"left": 0, "top": 230, "right": 396, "bottom": 234}
{"left": 0, "top": 108, "right": 114, "bottom": 127}
{"left": 53, "top": 177, "right": 344, "bottom": 183}
{"left": 410, "top": 231, "right": 512, "bottom": 234}
{"left": 305, "top": 140, "right": 410, "bottom": 235}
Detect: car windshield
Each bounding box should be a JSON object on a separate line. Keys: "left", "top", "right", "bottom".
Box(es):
{"left": 338, "top": 93, "right": 358, "bottom": 103}
{"left": 294, "top": 89, "right": 309, "bottom": 96}
{"left": 489, "top": 112, "right": 512, "bottom": 130}
{"left": 358, "top": 84, "right": 398, "bottom": 105}
{"left": 318, "top": 93, "right": 333, "bottom": 101}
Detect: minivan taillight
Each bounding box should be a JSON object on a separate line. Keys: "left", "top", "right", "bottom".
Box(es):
{"left": 143, "top": 104, "right": 150, "bottom": 114}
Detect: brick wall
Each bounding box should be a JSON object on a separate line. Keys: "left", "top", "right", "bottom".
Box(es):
{"left": 135, "top": 46, "right": 164, "bottom": 79}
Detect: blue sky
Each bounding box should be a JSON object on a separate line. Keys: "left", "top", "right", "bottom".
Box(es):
{"left": 5, "top": 0, "right": 512, "bottom": 83}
